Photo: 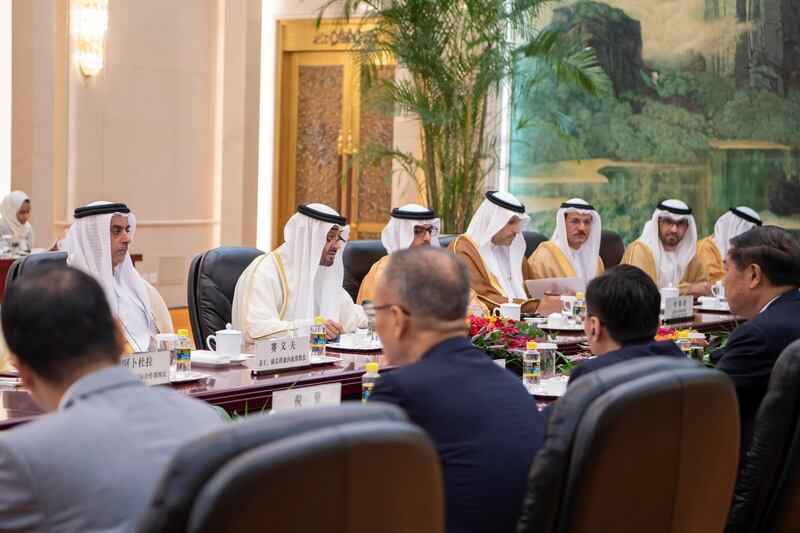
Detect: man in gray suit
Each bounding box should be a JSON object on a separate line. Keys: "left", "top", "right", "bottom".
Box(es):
{"left": 0, "top": 267, "right": 224, "bottom": 532}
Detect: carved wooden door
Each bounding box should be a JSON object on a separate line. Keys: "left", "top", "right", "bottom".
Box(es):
{"left": 275, "top": 21, "right": 395, "bottom": 243}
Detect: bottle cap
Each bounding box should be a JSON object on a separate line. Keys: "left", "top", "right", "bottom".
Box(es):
{"left": 526, "top": 341, "right": 537, "bottom": 350}
{"left": 365, "top": 362, "right": 379, "bottom": 373}
{"left": 177, "top": 328, "right": 189, "bottom": 337}
{"left": 314, "top": 316, "right": 324, "bottom": 324}
{"left": 576, "top": 292, "right": 585, "bottom": 299}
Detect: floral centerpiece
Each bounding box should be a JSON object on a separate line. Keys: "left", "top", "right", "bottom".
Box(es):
{"left": 466, "top": 315, "right": 548, "bottom": 374}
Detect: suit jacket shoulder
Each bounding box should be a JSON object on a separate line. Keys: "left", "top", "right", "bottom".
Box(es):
{"left": 0, "top": 367, "right": 223, "bottom": 533}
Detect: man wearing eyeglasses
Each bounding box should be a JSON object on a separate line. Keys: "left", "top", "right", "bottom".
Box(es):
{"left": 356, "top": 204, "right": 441, "bottom": 304}
{"left": 369, "top": 246, "right": 544, "bottom": 532}
{"left": 232, "top": 203, "right": 367, "bottom": 350}
{"left": 622, "top": 199, "right": 712, "bottom": 296}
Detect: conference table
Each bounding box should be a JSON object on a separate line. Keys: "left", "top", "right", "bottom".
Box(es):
{"left": 0, "top": 311, "right": 740, "bottom": 431}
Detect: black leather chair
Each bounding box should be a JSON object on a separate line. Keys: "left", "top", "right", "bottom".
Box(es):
{"left": 518, "top": 357, "right": 740, "bottom": 533}
{"left": 186, "top": 420, "right": 442, "bottom": 533}
{"left": 725, "top": 339, "right": 800, "bottom": 533}
{"left": 522, "top": 230, "right": 548, "bottom": 258}
{"left": 342, "top": 240, "right": 387, "bottom": 302}
{"left": 137, "top": 403, "right": 438, "bottom": 533}
{"left": 599, "top": 229, "right": 625, "bottom": 270}
{"left": 187, "top": 246, "right": 263, "bottom": 350}
{"left": 5, "top": 252, "right": 68, "bottom": 294}
{"left": 341, "top": 230, "right": 548, "bottom": 302}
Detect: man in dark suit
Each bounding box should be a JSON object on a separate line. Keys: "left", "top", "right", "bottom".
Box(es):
{"left": 369, "top": 246, "right": 544, "bottom": 533}
{"left": 569, "top": 264, "right": 684, "bottom": 385}
{"left": 715, "top": 226, "right": 800, "bottom": 463}
{"left": 0, "top": 268, "right": 223, "bottom": 532}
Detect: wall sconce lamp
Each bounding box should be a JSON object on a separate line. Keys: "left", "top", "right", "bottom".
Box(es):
{"left": 76, "top": 0, "right": 108, "bottom": 77}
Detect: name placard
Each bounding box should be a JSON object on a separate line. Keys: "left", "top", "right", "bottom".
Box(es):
{"left": 664, "top": 296, "right": 694, "bottom": 321}
{"left": 272, "top": 383, "right": 342, "bottom": 412}
{"left": 121, "top": 351, "right": 170, "bottom": 385}
{"left": 253, "top": 336, "right": 311, "bottom": 373}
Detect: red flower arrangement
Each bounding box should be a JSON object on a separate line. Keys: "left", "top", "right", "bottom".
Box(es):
{"left": 466, "top": 314, "right": 547, "bottom": 373}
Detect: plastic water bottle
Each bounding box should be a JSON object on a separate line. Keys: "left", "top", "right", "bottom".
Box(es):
{"left": 574, "top": 292, "right": 587, "bottom": 324}
{"left": 175, "top": 328, "right": 192, "bottom": 377}
{"left": 522, "top": 341, "right": 540, "bottom": 390}
{"left": 362, "top": 362, "right": 380, "bottom": 403}
{"left": 310, "top": 316, "right": 326, "bottom": 358}
{"left": 675, "top": 331, "right": 691, "bottom": 356}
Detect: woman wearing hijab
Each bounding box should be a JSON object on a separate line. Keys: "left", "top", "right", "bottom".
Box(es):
{"left": 0, "top": 191, "right": 34, "bottom": 252}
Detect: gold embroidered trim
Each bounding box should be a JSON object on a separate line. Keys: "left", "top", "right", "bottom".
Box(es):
{"left": 242, "top": 252, "right": 291, "bottom": 341}
{"left": 453, "top": 234, "right": 508, "bottom": 298}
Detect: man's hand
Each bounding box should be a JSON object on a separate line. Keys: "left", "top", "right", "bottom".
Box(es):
{"left": 686, "top": 281, "right": 713, "bottom": 297}
{"left": 323, "top": 319, "right": 344, "bottom": 340}
{"left": 537, "top": 294, "right": 562, "bottom": 316}
{"left": 546, "top": 283, "right": 575, "bottom": 296}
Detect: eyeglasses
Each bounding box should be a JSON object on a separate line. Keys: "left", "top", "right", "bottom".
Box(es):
{"left": 658, "top": 218, "right": 689, "bottom": 229}
{"left": 373, "top": 303, "right": 411, "bottom": 315}
{"left": 413, "top": 225, "right": 439, "bottom": 237}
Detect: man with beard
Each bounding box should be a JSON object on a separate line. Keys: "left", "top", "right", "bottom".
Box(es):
{"left": 622, "top": 199, "right": 711, "bottom": 296}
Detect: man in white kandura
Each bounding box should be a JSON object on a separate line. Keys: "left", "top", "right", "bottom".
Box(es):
{"left": 696, "top": 207, "right": 762, "bottom": 283}
{"left": 528, "top": 198, "right": 604, "bottom": 281}
{"left": 64, "top": 201, "right": 173, "bottom": 353}
{"left": 232, "top": 203, "right": 367, "bottom": 350}
{"left": 622, "top": 199, "right": 711, "bottom": 296}
{"left": 356, "top": 204, "right": 440, "bottom": 304}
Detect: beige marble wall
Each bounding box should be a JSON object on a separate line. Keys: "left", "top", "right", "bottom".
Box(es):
{"left": 10, "top": 0, "right": 426, "bottom": 305}
{"left": 11, "top": 0, "right": 262, "bottom": 307}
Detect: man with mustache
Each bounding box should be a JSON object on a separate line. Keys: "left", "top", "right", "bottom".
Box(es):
{"left": 64, "top": 201, "right": 174, "bottom": 353}
{"left": 232, "top": 203, "right": 367, "bottom": 350}
{"left": 622, "top": 199, "right": 711, "bottom": 296}
{"left": 528, "top": 198, "right": 604, "bottom": 281}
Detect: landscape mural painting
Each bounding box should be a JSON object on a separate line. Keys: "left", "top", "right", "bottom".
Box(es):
{"left": 510, "top": 0, "right": 800, "bottom": 244}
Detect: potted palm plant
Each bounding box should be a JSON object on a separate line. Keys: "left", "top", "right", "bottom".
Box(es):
{"left": 318, "top": 0, "right": 609, "bottom": 233}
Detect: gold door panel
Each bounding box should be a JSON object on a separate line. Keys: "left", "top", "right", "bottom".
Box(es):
{"left": 295, "top": 64, "right": 344, "bottom": 206}
{"left": 275, "top": 21, "right": 395, "bottom": 244}
{"left": 353, "top": 65, "right": 395, "bottom": 236}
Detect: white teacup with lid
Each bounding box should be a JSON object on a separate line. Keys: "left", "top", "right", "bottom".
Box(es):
{"left": 206, "top": 323, "right": 242, "bottom": 356}
{"left": 492, "top": 298, "right": 521, "bottom": 321}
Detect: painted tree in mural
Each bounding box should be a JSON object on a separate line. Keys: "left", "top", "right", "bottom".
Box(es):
{"left": 319, "top": 0, "right": 609, "bottom": 232}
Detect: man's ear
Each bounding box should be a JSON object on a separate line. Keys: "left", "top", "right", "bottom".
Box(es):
{"left": 748, "top": 263, "right": 764, "bottom": 289}
{"left": 392, "top": 306, "right": 409, "bottom": 339}
{"left": 589, "top": 316, "right": 602, "bottom": 341}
